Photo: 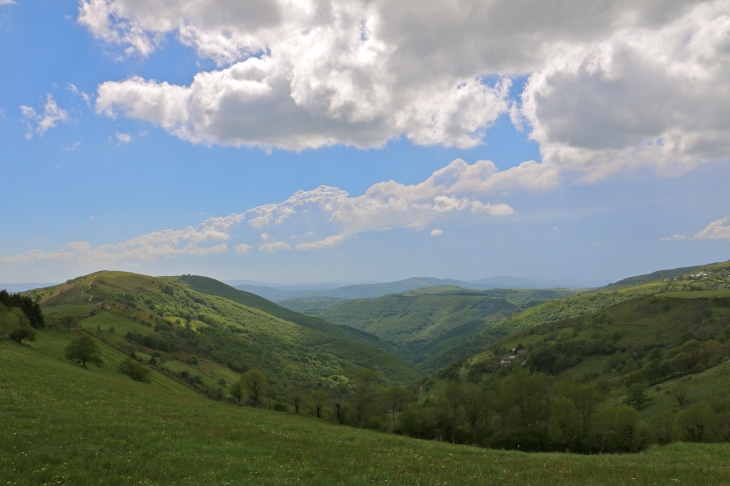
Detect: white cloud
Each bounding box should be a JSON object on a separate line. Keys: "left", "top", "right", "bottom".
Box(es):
{"left": 660, "top": 234, "right": 686, "bottom": 241}
{"left": 296, "top": 234, "right": 346, "bottom": 251}
{"left": 20, "top": 94, "right": 70, "bottom": 138}
{"left": 521, "top": 1, "right": 730, "bottom": 179}
{"left": 80, "top": 0, "right": 730, "bottom": 181}
{"left": 0, "top": 158, "right": 524, "bottom": 266}
{"left": 68, "top": 83, "right": 91, "bottom": 106}
{"left": 234, "top": 243, "right": 252, "bottom": 254}
{"left": 0, "top": 0, "right": 15, "bottom": 6}
{"left": 259, "top": 241, "right": 291, "bottom": 254}
{"left": 430, "top": 229, "right": 443, "bottom": 236}
{"left": 694, "top": 217, "right": 730, "bottom": 240}
{"left": 115, "top": 132, "right": 132, "bottom": 144}
{"left": 64, "top": 141, "right": 82, "bottom": 151}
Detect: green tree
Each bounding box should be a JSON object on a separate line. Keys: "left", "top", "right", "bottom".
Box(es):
{"left": 242, "top": 369, "right": 268, "bottom": 408}
{"left": 59, "top": 315, "right": 79, "bottom": 332}
{"left": 613, "top": 405, "right": 641, "bottom": 452}
{"left": 624, "top": 383, "right": 650, "bottom": 410}
{"left": 289, "top": 385, "right": 306, "bottom": 414}
{"left": 676, "top": 402, "right": 717, "bottom": 443}
{"left": 550, "top": 397, "right": 581, "bottom": 450}
{"left": 351, "top": 369, "right": 380, "bottom": 428}
{"left": 461, "top": 383, "right": 486, "bottom": 439}
{"left": 670, "top": 382, "right": 688, "bottom": 406}
{"left": 64, "top": 334, "right": 103, "bottom": 368}
{"left": 330, "top": 385, "right": 347, "bottom": 424}
{"left": 229, "top": 380, "right": 244, "bottom": 406}
{"left": 311, "top": 390, "right": 329, "bottom": 419}
{"left": 381, "top": 386, "right": 411, "bottom": 428}
{"left": 650, "top": 410, "right": 675, "bottom": 445}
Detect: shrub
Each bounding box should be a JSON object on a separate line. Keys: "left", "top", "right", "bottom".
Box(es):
{"left": 118, "top": 358, "right": 151, "bottom": 383}
{"left": 10, "top": 327, "right": 36, "bottom": 344}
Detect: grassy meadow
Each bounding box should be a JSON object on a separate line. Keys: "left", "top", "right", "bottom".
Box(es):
{"left": 3, "top": 332, "right": 730, "bottom": 485}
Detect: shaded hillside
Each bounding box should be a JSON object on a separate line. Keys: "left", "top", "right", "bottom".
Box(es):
{"left": 437, "top": 290, "right": 730, "bottom": 407}
{"left": 307, "top": 290, "right": 518, "bottom": 371}
{"left": 176, "top": 274, "right": 399, "bottom": 355}
{"left": 29, "top": 271, "right": 423, "bottom": 393}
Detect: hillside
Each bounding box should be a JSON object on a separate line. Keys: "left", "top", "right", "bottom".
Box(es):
{"left": 3, "top": 332, "right": 730, "bottom": 485}
{"left": 602, "top": 263, "right": 712, "bottom": 290}
{"left": 27, "top": 271, "right": 423, "bottom": 394}
{"left": 448, "top": 259, "right": 730, "bottom": 356}
{"left": 302, "top": 290, "right": 519, "bottom": 371}
{"left": 175, "top": 274, "right": 400, "bottom": 355}
{"left": 431, "top": 289, "right": 730, "bottom": 419}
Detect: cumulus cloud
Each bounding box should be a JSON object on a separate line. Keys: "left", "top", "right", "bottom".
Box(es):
{"left": 234, "top": 243, "right": 252, "bottom": 254}
{"left": 79, "top": 0, "right": 730, "bottom": 181}
{"left": 430, "top": 229, "right": 443, "bottom": 236}
{"left": 0, "top": 158, "right": 518, "bottom": 266}
{"left": 694, "top": 217, "right": 730, "bottom": 240}
{"left": 20, "top": 94, "right": 70, "bottom": 138}
{"left": 115, "top": 132, "right": 133, "bottom": 144}
{"left": 521, "top": 1, "right": 730, "bottom": 179}
{"left": 259, "top": 241, "right": 291, "bottom": 254}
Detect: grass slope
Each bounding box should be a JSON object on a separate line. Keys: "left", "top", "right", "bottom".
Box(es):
{"left": 176, "top": 274, "right": 400, "bottom": 354}
{"left": 3, "top": 333, "right": 730, "bottom": 485}
{"left": 30, "top": 271, "right": 423, "bottom": 393}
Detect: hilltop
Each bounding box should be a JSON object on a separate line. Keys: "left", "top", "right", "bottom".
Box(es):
{"left": 28, "top": 271, "right": 423, "bottom": 394}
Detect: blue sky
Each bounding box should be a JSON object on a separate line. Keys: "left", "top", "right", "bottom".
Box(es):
{"left": 1, "top": 0, "right": 729, "bottom": 285}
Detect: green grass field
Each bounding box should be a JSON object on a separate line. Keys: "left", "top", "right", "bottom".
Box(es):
{"left": 3, "top": 332, "right": 730, "bottom": 485}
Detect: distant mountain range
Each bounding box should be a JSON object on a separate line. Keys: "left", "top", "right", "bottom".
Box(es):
{"left": 231, "top": 276, "right": 583, "bottom": 302}
{"left": 0, "top": 282, "right": 58, "bottom": 293}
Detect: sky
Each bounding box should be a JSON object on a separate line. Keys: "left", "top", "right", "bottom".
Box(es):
{"left": 1, "top": 0, "right": 729, "bottom": 286}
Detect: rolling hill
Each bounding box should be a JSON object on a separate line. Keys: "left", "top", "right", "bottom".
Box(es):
{"left": 27, "top": 271, "right": 423, "bottom": 394}
{"left": 423, "top": 267, "right": 730, "bottom": 430}
{"left": 298, "top": 289, "right": 519, "bottom": 371}
{"left": 237, "top": 276, "right": 584, "bottom": 302}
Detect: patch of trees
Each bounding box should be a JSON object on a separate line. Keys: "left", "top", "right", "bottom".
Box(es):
{"left": 0, "top": 290, "right": 44, "bottom": 328}
{"left": 124, "top": 330, "right": 177, "bottom": 352}
{"left": 118, "top": 358, "right": 151, "bottom": 382}
{"left": 0, "top": 303, "right": 37, "bottom": 343}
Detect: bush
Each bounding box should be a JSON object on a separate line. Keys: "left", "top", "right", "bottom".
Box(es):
{"left": 10, "top": 327, "right": 36, "bottom": 344}
{"left": 118, "top": 358, "right": 151, "bottom": 383}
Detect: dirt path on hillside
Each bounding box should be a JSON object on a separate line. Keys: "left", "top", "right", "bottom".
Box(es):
{"left": 80, "top": 271, "right": 106, "bottom": 305}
